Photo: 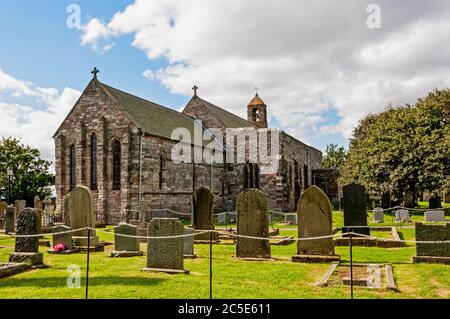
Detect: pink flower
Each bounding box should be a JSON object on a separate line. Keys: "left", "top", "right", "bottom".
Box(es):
{"left": 54, "top": 243, "right": 66, "bottom": 252}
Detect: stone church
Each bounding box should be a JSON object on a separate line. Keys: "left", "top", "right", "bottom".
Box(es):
{"left": 53, "top": 70, "right": 323, "bottom": 224}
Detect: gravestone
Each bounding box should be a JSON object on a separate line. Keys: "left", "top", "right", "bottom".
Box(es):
{"left": 342, "top": 184, "right": 370, "bottom": 236}
{"left": 404, "top": 191, "right": 415, "bottom": 208}
{"left": 381, "top": 192, "right": 391, "bottom": 209}
{"left": 111, "top": 223, "right": 143, "bottom": 257}
{"left": 429, "top": 196, "right": 442, "bottom": 209}
{"left": 4, "top": 205, "right": 15, "bottom": 234}
{"left": 292, "top": 186, "right": 339, "bottom": 263}
{"left": 34, "top": 196, "right": 43, "bottom": 233}
{"left": 236, "top": 189, "right": 271, "bottom": 259}
{"left": 9, "top": 208, "right": 43, "bottom": 265}
{"left": 49, "top": 225, "right": 76, "bottom": 254}
{"left": 192, "top": 186, "right": 218, "bottom": 241}
{"left": 424, "top": 211, "right": 445, "bottom": 223}
{"left": 224, "top": 200, "right": 234, "bottom": 212}
{"left": 142, "top": 218, "right": 189, "bottom": 274}
{"left": 395, "top": 209, "right": 411, "bottom": 222}
{"left": 413, "top": 222, "right": 450, "bottom": 264}
{"left": 184, "top": 228, "right": 195, "bottom": 258}
{"left": 445, "top": 192, "right": 450, "bottom": 204}
{"left": 14, "top": 200, "right": 26, "bottom": 226}
{"left": 68, "top": 186, "right": 100, "bottom": 248}
{"left": 0, "top": 201, "right": 6, "bottom": 229}
{"left": 284, "top": 213, "right": 297, "bottom": 225}
{"left": 372, "top": 207, "right": 384, "bottom": 223}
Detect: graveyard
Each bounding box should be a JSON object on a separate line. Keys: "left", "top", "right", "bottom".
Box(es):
{"left": 0, "top": 192, "right": 448, "bottom": 299}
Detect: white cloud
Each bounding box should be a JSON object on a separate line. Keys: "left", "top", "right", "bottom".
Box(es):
{"left": 79, "top": 0, "right": 450, "bottom": 145}
{"left": 0, "top": 70, "right": 81, "bottom": 166}
{"left": 142, "top": 69, "right": 155, "bottom": 80}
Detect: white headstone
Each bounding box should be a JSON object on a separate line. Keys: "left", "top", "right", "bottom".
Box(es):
{"left": 395, "top": 209, "right": 411, "bottom": 222}
{"left": 424, "top": 210, "right": 445, "bottom": 223}
{"left": 372, "top": 208, "right": 384, "bottom": 223}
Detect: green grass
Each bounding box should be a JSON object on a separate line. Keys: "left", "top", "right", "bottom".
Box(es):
{"left": 0, "top": 212, "right": 449, "bottom": 299}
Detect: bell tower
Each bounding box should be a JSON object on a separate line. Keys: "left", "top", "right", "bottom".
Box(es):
{"left": 247, "top": 92, "right": 268, "bottom": 128}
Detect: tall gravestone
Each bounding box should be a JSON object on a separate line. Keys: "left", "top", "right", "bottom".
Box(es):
{"left": 381, "top": 192, "right": 391, "bottom": 209}
{"left": 445, "top": 192, "right": 450, "bottom": 204}
{"left": 236, "top": 189, "right": 271, "bottom": 259}
{"left": 111, "top": 223, "right": 143, "bottom": 257}
{"left": 49, "top": 225, "right": 76, "bottom": 254}
{"left": 0, "top": 201, "right": 6, "bottom": 229}
{"left": 9, "top": 208, "right": 44, "bottom": 265}
{"left": 34, "top": 196, "right": 43, "bottom": 233}
{"left": 192, "top": 186, "right": 218, "bottom": 241}
{"left": 14, "top": 200, "right": 26, "bottom": 227}
{"left": 404, "top": 191, "right": 415, "bottom": 208}
{"left": 68, "top": 186, "right": 100, "bottom": 248}
{"left": 4, "top": 205, "right": 15, "bottom": 234}
{"left": 342, "top": 183, "right": 370, "bottom": 236}
{"left": 142, "top": 218, "right": 189, "bottom": 274}
{"left": 292, "top": 186, "right": 339, "bottom": 262}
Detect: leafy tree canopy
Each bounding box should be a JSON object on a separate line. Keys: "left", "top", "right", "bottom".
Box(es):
{"left": 0, "top": 137, "right": 55, "bottom": 204}
{"left": 339, "top": 88, "right": 450, "bottom": 201}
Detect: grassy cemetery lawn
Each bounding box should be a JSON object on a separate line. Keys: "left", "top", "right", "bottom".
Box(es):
{"left": 0, "top": 210, "right": 449, "bottom": 299}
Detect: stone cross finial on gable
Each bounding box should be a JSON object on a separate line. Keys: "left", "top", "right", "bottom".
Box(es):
{"left": 91, "top": 67, "right": 99, "bottom": 79}
{"left": 192, "top": 85, "right": 198, "bottom": 96}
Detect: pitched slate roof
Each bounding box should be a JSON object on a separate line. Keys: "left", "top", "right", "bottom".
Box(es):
{"left": 99, "top": 81, "right": 202, "bottom": 141}
{"left": 190, "top": 95, "right": 256, "bottom": 128}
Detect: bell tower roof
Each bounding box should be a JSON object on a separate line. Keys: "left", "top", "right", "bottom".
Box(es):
{"left": 248, "top": 93, "right": 266, "bottom": 107}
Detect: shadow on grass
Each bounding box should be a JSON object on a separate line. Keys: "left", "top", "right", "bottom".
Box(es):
{"left": 0, "top": 276, "right": 166, "bottom": 288}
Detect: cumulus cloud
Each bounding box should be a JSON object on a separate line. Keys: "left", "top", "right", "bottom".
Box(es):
{"left": 80, "top": 0, "right": 450, "bottom": 144}
{"left": 0, "top": 70, "right": 81, "bottom": 165}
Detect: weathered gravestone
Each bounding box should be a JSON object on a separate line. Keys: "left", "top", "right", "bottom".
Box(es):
{"left": 395, "top": 209, "right": 411, "bottom": 222}
{"left": 445, "top": 192, "right": 450, "bottom": 204}
{"left": 424, "top": 211, "right": 446, "bottom": 223}
{"left": 236, "top": 189, "right": 271, "bottom": 259}
{"left": 404, "top": 191, "right": 415, "bottom": 208}
{"left": 111, "top": 223, "right": 143, "bottom": 257}
{"left": 142, "top": 218, "right": 189, "bottom": 274}
{"left": 429, "top": 196, "right": 442, "bottom": 209}
{"left": 342, "top": 184, "right": 370, "bottom": 236}
{"left": 413, "top": 222, "right": 450, "bottom": 264}
{"left": 0, "top": 201, "right": 6, "bottom": 229}
{"left": 284, "top": 213, "right": 297, "bottom": 225}
{"left": 4, "top": 205, "right": 15, "bottom": 234}
{"left": 381, "top": 192, "right": 391, "bottom": 209}
{"left": 292, "top": 186, "right": 339, "bottom": 263}
{"left": 49, "top": 225, "right": 76, "bottom": 254}
{"left": 184, "top": 228, "right": 196, "bottom": 258}
{"left": 67, "top": 186, "right": 100, "bottom": 249}
{"left": 372, "top": 207, "right": 384, "bottom": 223}
{"left": 192, "top": 186, "right": 218, "bottom": 241}
{"left": 14, "top": 200, "right": 26, "bottom": 226}
{"left": 224, "top": 200, "right": 234, "bottom": 212}
{"left": 9, "top": 208, "right": 44, "bottom": 265}
{"left": 34, "top": 196, "right": 43, "bottom": 233}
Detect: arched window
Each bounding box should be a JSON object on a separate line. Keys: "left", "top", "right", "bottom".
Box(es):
{"left": 90, "top": 133, "right": 98, "bottom": 190}
{"left": 112, "top": 140, "right": 121, "bottom": 191}
{"left": 70, "top": 144, "right": 76, "bottom": 191}
{"left": 159, "top": 154, "right": 166, "bottom": 190}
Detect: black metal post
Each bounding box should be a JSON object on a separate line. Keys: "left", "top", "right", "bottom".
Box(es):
{"left": 86, "top": 227, "right": 91, "bottom": 300}
{"left": 209, "top": 231, "right": 213, "bottom": 299}
{"left": 349, "top": 228, "right": 353, "bottom": 300}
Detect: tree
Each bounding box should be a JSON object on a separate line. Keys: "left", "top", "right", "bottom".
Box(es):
{"left": 322, "top": 144, "right": 347, "bottom": 169}
{"left": 339, "top": 88, "right": 450, "bottom": 204}
{"left": 0, "top": 137, "right": 55, "bottom": 204}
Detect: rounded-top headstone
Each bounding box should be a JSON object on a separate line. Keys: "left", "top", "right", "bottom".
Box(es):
{"left": 343, "top": 183, "right": 370, "bottom": 236}
{"left": 14, "top": 208, "right": 40, "bottom": 253}
{"left": 68, "top": 186, "right": 95, "bottom": 234}
{"left": 192, "top": 186, "right": 215, "bottom": 230}
{"left": 297, "top": 185, "right": 335, "bottom": 256}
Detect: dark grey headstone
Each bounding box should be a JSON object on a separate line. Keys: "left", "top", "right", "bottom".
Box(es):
{"left": 236, "top": 189, "right": 271, "bottom": 259}
{"left": 381, "top": 192, "right": 391, "bottom": 209}
{"left": 342, "top": 183, "right": 370, "bottom": 236}
{"left": 192, "top": 186, "right": 217, "bottom": 241}
{"left": 5, "top": 205, "right": 15, "bottom": 235}
{"left": 429, "top": 196, "right": 442, "bottom": 209}
{"left": 184, "top": 228, "right": 195, "bottom": 257}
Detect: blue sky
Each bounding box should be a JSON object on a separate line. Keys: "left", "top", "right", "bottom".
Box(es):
{"left": 1, "top": 0, "right": 449, "bottom": 162}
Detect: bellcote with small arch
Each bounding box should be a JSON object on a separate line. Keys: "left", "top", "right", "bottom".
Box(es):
{"left": 247, "top": 93, "right": 268, "bottom": 128}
